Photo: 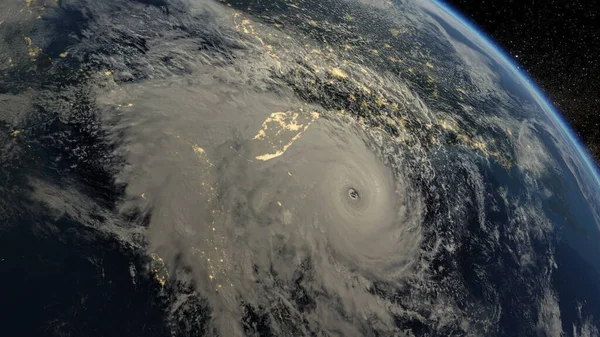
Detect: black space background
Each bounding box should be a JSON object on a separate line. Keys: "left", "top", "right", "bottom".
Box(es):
{"left": 442, "top": 0, "right": 600, "bottom": 164}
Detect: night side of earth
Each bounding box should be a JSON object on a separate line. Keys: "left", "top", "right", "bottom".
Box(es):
{"left": 0, "top": 0, "right": 599, "bottom": 336}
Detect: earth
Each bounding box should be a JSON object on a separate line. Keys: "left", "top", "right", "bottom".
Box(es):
{"left": 1, "top": 0, "right": 599, "bottom": 336}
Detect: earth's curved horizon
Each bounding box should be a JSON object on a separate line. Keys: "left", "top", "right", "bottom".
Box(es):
{"left": 1, "top": 0, "right": 599, "bottom": 336}
{"left": 434, "top": 0, "right": 600, "bottom": 187}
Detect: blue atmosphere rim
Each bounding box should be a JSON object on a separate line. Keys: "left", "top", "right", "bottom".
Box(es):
{"left": 432, "top": 0, "right": 600, "bottom": 188}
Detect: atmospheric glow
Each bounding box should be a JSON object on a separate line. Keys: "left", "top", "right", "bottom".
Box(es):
{"left": 433, "top": 0, "right": 600, "bottom": 187}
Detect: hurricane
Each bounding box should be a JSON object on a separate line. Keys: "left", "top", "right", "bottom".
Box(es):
{"left": 2, "top": 0, "right": 600, "bottom": 335}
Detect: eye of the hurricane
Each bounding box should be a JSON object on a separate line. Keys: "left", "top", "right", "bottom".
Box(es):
{"left": 263, "top": 117, "right": 423, "bottom": 280}
{"left": 348, "top": 188, "right": 360, "bottom": 200}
